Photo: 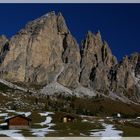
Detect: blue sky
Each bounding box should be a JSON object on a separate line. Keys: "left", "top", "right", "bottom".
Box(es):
{"left": 0, "top": 4, "right": 139, "bottom": 60}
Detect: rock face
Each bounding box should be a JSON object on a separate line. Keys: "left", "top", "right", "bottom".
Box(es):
{"left": 0, "top": 35, "right": 9, "bottom": 63}
{"left": 110, "top": 53, "right": 140, "bottom": 102}
{"left": 79, "top": 31, "right": 117, "bottom": 93}
{"left": 0, "top": 11, "right": 139, "bottom": 102}
{"left": 0, "top": 12, "right": 80, "bottom": 88}
{"left": 0, "top": 35, "right": 8, "bottom": 51}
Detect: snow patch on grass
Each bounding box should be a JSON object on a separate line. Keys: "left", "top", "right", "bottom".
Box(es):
{"left": 32, "top": 111, "right": 55, "bottom": 136}
{"left": 6, "top": 110, "right": 16, "bottom": 113}
{"left": 36, "top": 116, "right": 54, "bottom": 127}
{"left": 38, "top": 117, "right": 52, "bottom": 126}
{"left": 82, "top": 119, "right": 88, "bottom": 122}
{"left": 0, "top": 113, "right": 8, "bottom": 117}
{"left": 0, "top": 122, "right": 7, "bottom": 126}
{"left": 39, "top": 112, "right": 54, "bottom": 117}
{"left": 90, "top": 123, "right": 123, "bottom": 137}
{"left": 15, "top": 111, "right": 31, "bottom": 117}
{"left": 37, "top": 112, "right": 55, "bottom": 126}
{"left": 31, "top": 127, "right": 54, "bottom": 137}
{"left": 0, "top": 130, "right": 25, "bottom": 140}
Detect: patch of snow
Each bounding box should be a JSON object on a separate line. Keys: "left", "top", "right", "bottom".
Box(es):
{"left": 80, "top": 115, "right": 94, "bottom": 118}
{"left": 0, "top": 113, "right": 8, "bottom": 117}
{"left": 39, "top": 112, "right": 54, "bottom": 117}
{"left": 15, "top": 111, "right": 31, "bottom": 117}
{"left": 99, "top": 119, "right": 104, "bottom": 122}
{"left": 24, "top": 112, "right": 31, "bottom": 117}
{"left": 31, "top": 127, "right": 54, "bottom": 137}
{"left": 37, "top": 116, "right": 52, "bottom": 126}
{"left": 106, "top": 117, "right": 113, "bottom": 119}
{"left": 1, "top": 93, "right": 6, "bottom": 96}
{"left": 33, "top": 111, "right": 55, "bottom": 136}
{"left": 6, "top": 110, "right": 16, "bottom": 113}
{"left": 5, "top": 116, "right": 13, "bottom": 120}
{"left": 90, "top": 123, "right": 123, "bottom": 138}
{"left": 37, "top": 112, "right": 55, "bottom": 126}
{"left": 0, "top": 129, "right": 25, "bottom": 140}
{"left": 43, "top": 116, "right": 52, "bottom": 124}
{"left": 90, "top": 129, "right": 102, "bottom": 132}
{"left": 0, "top": 122, "right": 7, "bottom": 126}
{"left": 82, "top": 119, "right": 88, "bottom": 122}
{"left": 47, "top": 123, "right": 55, "bottom": 128}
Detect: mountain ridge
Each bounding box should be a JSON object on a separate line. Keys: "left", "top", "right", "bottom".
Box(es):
{"left": 0, "top": 11, "right": 139, "bottom": 103}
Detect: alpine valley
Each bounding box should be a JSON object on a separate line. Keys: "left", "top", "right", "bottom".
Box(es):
{"left": 0, "top": 11, "right": 139, "bottom": 137}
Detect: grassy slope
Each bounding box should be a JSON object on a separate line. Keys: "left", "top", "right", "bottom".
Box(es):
{"left": 116, "top": 123, "right": 140, "bottom": 137}
{"left": 0, "top": 80, "right": 140, "bottom": 117}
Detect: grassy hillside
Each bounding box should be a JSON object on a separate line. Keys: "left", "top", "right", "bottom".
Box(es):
{"left": 0, "top": 80, "right": 139, "bottom": 117}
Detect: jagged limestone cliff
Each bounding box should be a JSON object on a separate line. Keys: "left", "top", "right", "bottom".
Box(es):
{"left": 0, "top": 12, "right": 80, "bottom": 88}
{"left": 0, "top": 11, "right": 139, "bottom": 102}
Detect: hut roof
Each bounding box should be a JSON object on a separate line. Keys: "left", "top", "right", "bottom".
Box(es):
{"left": 5, "top": 115, "right": 31, "bottom": 122}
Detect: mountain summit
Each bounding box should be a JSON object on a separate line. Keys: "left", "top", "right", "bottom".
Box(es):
{"left": 0, "top": 11, "right": 139, "bottom": 103}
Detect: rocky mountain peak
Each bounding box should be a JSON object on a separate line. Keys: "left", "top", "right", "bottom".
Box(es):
{"left": 16, "top": 11, "right": 69, "bottom": 38}
{"left": 57, "top": 12, "right": 69, "bottom": 34}
{"left": 96, "top": 30, "right": 102, "bottom": 43}
{"left": 129, "top": 53, "right": 140, "bottom": 77}
{"left": 0, "top": 11, "right": 80, "bottom": 89}
{"left": 84, "top": 30, "right": 103, "bottom": 49}
{"left": 81, "top": 31, "right": 117, "bottom": 66}
{"left": 86, "top": 30, "right": 94, "bottom": 37}
{"left": 0, "top": 11, "right": 139, "bottom": 103}
{"left": 79, "top": 30, "right": 118, "bottom": 91}
{"left": 130, "top": 52, "right": 140, "bottom": 64}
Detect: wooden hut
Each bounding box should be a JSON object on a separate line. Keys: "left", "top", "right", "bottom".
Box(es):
{"left": 5, "top": 115, "right": 31, "bottom": 129}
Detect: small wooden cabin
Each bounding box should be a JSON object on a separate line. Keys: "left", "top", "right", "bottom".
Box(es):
{"left": 61, "top": 115, "right": 75, "bottom": 123}
{"left": 5, "top": 115, "right": 31, "bottom": 129}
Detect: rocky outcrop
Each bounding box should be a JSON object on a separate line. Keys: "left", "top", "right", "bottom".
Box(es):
{"left": 79, "top": 31, "right": 140, "bottom": 101}
{"left": 79, "top": 31, "right": 117, "bottom": 92}
{"left": 0, "top": 35, "right": 8, "bottom": 52}
{"left": 109, "top": 53, "right": 140, "bottom": 102}
{"left": 0, "top": 12, "right": 80, "bottom": 88}
{"left": 57, "top": 34, "right": 81, "bottom": 88}
{"left": 0, "top": 35, "right": 9, "bottom": 63}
